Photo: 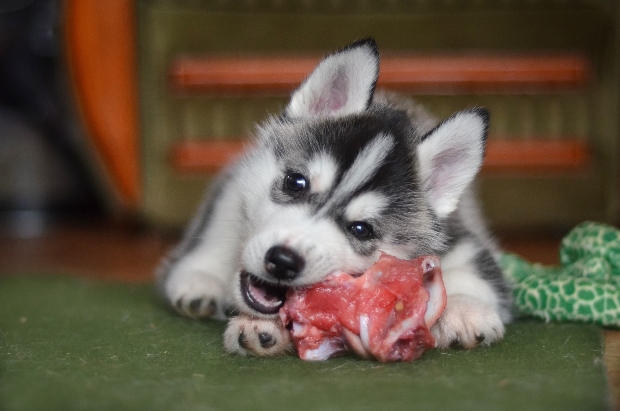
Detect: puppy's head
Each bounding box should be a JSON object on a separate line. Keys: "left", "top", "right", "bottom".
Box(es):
{"left": 234, "top": 39, "right": 489, "bottom": 317}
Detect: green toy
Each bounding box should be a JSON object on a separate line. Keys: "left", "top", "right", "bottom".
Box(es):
{"left": 500, "top": 221, "right": 620, "bottom": 328}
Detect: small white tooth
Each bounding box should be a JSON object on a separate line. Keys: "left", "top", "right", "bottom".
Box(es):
{"left": 270, "top": 298, "right": 284, "bottom": 307}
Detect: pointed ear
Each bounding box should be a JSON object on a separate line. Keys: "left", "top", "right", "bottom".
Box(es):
{"left": 285, "top": 39, "right": 379, "bottom": 119}
{"left": 417, "top": 108, "right": 489, "bottom": 218}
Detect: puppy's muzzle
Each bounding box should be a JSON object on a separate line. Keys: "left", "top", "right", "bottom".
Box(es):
{"left": 239, "top": 246, "right": 304, "bottom": 316}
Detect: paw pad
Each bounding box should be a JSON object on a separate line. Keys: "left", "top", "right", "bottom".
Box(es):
{"left": 258, "top": 332, "right": 276, "bottom": 349}
{"left": 237, "top": 331, "right": 249, "bottom": 350}
{"left": 189, "top": 298, "right": 203, "bottom": 314}
{"left": 175, "top": 297, "right": 218, "bottom": 318}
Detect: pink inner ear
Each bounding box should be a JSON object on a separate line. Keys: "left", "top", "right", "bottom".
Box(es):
{"left": 429, "top": 148, "right": 462, "bottom": 193}
{"left": 309, "top": 67, "right": 349, "bottom": 116}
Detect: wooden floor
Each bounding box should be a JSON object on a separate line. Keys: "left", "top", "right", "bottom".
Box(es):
{"left": 0, "top": 220, "right": 618, "bottom": 409}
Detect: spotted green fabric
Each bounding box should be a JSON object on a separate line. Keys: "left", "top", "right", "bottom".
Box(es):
{"left": 501, "top": 222, "right": 620, "bottom": 328}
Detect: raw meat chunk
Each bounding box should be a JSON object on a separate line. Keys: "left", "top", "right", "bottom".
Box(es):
{"left": 279, "top": 254, "right": 446, "bottom": 362}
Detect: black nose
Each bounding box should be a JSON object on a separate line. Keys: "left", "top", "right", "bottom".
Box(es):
{"left": 264, "top": 246, "right": 305, "bottom": 280}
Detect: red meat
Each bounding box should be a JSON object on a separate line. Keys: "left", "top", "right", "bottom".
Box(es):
{"left": 279, "top": 254, "right": 446, "bottom": 362}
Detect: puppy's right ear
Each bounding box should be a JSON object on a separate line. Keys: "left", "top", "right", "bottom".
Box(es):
{"left": 285, "top": 39, "right": 379, "bottom": 119}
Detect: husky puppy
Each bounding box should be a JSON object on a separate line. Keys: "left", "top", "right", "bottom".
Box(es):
{"left": 157, "top": 39, "right": 512, "bottom": 356}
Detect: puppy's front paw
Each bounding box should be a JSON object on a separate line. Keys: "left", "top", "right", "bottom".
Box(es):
{"left": 431, "top": 294, "right": 505, "bottom": 349}
{"left": 165, "top": 270, "right": 229, "bottom": 320}
{"left": 224, "top": 315, "right": 292, "bottom": 356}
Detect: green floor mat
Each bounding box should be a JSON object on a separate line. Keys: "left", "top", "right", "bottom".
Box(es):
{"left": 0, "top": 276, "right": 610, "bottom": 411}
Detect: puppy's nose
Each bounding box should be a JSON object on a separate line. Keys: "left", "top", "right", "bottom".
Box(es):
{"left": 264, "top": 246, "right": 305, "bottom": 280}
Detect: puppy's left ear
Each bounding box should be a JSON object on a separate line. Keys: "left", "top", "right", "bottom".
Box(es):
{"left": 417, "top": 108, "right": 489, "bottom": 218}
{"left": 285, "top": 39, "right": 379, "bottom": 119}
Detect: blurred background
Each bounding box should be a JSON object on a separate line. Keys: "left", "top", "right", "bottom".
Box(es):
{"left": 0, "top": 0, "right": 104, "bottom": 237}
{"left": 0, "top": 0, "right": 619, "bottom": 281}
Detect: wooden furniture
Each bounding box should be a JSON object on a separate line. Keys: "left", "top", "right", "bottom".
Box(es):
{"left": 66, "top": 0, "right": 620, "bottom": 229}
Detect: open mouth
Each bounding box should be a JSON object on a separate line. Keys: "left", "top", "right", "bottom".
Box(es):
{"left": 240, "top": 271, "right": 288, "bottom": 315}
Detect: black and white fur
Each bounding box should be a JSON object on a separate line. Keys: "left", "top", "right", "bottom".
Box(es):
{"left": 157, "top": 39, "right": 512, "bottom": 356}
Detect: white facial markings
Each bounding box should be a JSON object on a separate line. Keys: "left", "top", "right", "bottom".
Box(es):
{"left": 239, "top": 132, "right": 397, "bottom": 287}
{"left": 323, "top": 133, "right": 395, "bottom": 211}
{"left": 307, "top": 154, "right": 338, "bottom": 194}
{"left": 344, "top": 192, "right": 388, "bottom": 223}
{"left": 240, "top": 203, "right": 373, "bottom": 285}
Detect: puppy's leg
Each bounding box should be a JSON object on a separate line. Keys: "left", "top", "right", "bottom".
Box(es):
{"left": 157, "top": 171, "right": 244, "bottom": 320}
{"left": 432, "top": 241, "right": 511, "bottom": 349}
{"left": 224, "top": 315, "right": 293, "bottom": 356}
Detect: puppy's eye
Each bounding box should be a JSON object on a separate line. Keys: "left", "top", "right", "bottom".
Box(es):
{"left": 348, "top": 222, "right": 374, "bottom": 239}
{"left": 284, "top": 173, "right": 309, "bottom": 193}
